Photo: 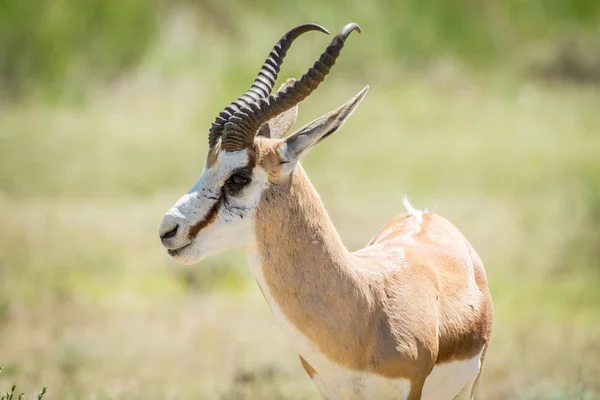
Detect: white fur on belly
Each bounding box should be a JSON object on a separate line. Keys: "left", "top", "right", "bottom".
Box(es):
{"left": 245, "top": 248, "right": 481, "bottom": 400}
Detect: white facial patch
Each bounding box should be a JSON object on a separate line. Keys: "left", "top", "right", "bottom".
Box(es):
{"left": 160, "top": 149, "right": 269, "bottom": 265}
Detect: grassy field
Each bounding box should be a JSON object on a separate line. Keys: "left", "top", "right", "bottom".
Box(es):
{"left": 1, "top": 3, "right": 600, "bottom": 399}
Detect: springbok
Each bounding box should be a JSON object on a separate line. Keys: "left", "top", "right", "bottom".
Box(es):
{"left": 159, "top": 22, "right": 493, "bottom": 400}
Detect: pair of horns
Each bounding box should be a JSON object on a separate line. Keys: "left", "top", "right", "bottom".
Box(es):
{"left": 209, "top": 22, "right": 361, "bottom": 152}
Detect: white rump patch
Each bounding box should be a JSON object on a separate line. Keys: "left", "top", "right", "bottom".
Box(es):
{"left": 421, "top": 347, "right": 484, "bottom": 400}
{"left": 402, "top": 195, "right": 424, "bottom": 233}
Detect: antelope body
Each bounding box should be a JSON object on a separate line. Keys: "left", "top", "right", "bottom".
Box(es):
{"left": 159, "top": 23, "right": 493, "bottom": 400}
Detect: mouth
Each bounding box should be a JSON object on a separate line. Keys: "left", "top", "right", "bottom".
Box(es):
{"left": 167, "top": 242, "right": 193, "bottom": 257}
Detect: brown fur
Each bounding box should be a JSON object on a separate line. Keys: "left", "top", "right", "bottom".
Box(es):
{"left": 187, "top": 195, "right": 222, "bottom": 240}
{"left": 252, "top": 143, "right": 493, "bottom": 395}
{"left": 206, "top": 141, "right": 221, "bottom": 168}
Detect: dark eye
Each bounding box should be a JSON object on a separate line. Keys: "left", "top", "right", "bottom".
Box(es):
{"left": 227, "top": 174, "right": 251, "bottom": 187}
{"left": 224, "top": 168, "right": 252, "bottom": 196}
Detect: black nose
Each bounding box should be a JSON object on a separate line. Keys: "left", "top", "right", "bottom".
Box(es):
{"left": 160, "top": 224, "right": 179, "bottom": 241}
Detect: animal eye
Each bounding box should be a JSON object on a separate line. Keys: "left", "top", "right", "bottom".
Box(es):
{"left": 227, "top": 174, "right": 251, "bottom": 187}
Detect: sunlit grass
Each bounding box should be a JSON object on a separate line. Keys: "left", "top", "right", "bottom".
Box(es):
{"left": 1, "top": 6, "right": 600, "bottom": 398}
{"left": 1, "top": 73, "right": 599, "bottom": 398}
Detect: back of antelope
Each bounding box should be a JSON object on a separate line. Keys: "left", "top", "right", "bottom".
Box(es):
{"left": 159, "top": 22, "right": 493, "bottom": 400}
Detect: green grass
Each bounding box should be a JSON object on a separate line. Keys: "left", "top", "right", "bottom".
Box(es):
{"left": 2, "top": 0, "right": 600, "bottom": 100}
{"left": 0, "top": 0, "right": 160, "bottom": 100}
{"left": 1, "top": 2, "right": 600, "bottom": 399}
{"left": 1, "top": 74, "right": 599, "bottom": 398}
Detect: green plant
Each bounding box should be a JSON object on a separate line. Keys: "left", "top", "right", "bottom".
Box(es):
{"left": 0, "top": 367, "right": 47, "bottom": 400}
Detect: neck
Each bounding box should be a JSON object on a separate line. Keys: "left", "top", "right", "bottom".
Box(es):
{"left": 248, "top": 165, "right": 372, "bottom": 368}
{"left": 256, "top": 165, "right": 352, "bottom": 272}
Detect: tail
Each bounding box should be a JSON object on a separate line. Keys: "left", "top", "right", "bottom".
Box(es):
{"left": 403, "top": 195, "right": 425, "bottom": 232}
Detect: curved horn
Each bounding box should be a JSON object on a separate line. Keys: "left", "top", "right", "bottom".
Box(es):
{"left": 208, "top": 23, "right": 329, "bottom": 149}
{"left": 221, "top": 23, "right": 361, "bottom": 152}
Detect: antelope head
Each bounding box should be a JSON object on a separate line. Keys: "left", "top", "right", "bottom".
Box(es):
{"left": 159, "top": 23, "right": 368, "bottom": 265}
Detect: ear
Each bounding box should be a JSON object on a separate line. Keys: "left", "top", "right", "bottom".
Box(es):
{"left": 279, "top": 86, "right": 369, "bottom": 163}
{"left": 257, "top": 79, "right": 299, "bottom": 139}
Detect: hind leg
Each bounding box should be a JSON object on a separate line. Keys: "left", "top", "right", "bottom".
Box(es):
{"left": 454, "top": 372, "right": 479, "bottom": 400}
{"left": 454, "top": 345, "right": 488, "bottom": 400}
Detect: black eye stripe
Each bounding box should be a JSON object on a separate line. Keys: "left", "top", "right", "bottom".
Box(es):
{"left": 228, "top": 167, "right": 252, "bottom": 180}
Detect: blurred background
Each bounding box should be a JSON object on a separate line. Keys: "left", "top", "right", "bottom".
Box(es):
{"left": 1, "top": 0, "right": 599, "bottom": 399}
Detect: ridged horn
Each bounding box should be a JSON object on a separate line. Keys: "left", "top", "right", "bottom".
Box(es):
{"left": 221, "top": 23, "right": 360, "bottom": 152}
{"left": 208, "top": 23, "right": 329, "bottom": 149}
